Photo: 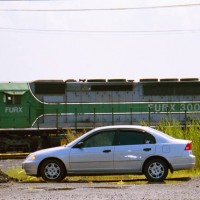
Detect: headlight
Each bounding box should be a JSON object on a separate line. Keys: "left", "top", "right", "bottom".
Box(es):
{"left": 26, "top": 154, "right": 37, "bottom": 161}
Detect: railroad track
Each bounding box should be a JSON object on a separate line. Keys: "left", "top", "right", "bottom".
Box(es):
{"left": 0, "top": 153, "right": 30, "bottom": 160}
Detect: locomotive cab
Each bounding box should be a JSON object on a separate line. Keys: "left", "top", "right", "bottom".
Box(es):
{"left": 0, "top": 83, "right": 30, "bottom": 128}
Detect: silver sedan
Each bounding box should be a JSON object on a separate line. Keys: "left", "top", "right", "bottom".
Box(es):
{"left": 23, "top": 125, "right": 196, "bottom": 182}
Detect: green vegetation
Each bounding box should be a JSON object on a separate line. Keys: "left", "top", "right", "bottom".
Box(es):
{"left": 65, "top": 129, "right": 86, "bottom": 144}
{"left": 5, "top": 167, "right": 40, "bottom": 182}
{"left": 156, "top": 119, "right": 200, "bottom": 168}
{"left": 4, "top": 120, "right": 200, "bottom": 182}
{"left": 5, "top": 168, "right": 200, "bottom": 183}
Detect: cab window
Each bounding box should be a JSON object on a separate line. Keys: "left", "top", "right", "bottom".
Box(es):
{"left": 4, "top": 94, "right": 21, "bottom": 105}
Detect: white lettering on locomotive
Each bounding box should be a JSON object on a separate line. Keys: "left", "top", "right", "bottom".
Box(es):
{"left": 148, "top": 104, "right": 175, "bottom": 112}
{"left": 180, "top": 103, "right": 200, "bottom": 112}
{"left": 5, "top": 107, "right": 23, "bottom": 113}
{"left": 148, "top": 103, "right": 200, "bottom": 112}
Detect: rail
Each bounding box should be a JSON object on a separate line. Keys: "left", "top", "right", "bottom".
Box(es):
{"left": 0, "top": 152, "right": 30, "bottom": 160}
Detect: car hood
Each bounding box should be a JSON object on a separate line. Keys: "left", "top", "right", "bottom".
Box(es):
{"left": 32, "top": 145, "right": 69, "bottom": 157}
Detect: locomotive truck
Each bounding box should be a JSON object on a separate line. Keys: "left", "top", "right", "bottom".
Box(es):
{"left": 0, "top": 78, "right": 200, "bottom": 152}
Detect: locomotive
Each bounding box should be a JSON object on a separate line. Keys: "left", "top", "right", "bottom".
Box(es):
{"left": 0, "top": 78, "right": 200, "bottom": 152}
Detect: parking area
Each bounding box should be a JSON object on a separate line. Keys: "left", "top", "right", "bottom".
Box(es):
{"left": 0, "top": 159, "right": 200, "bottom": 200}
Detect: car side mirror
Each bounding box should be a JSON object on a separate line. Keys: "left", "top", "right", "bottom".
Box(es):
{"left": 75, "top": 142, "right": 84, "bottom": 148}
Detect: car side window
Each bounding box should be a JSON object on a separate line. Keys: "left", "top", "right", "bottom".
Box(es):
{"left": 117, "top": 130, "right": 144, "bottom": 145}
{"left": 144, "top": 132, "right": 156, "bottom": 144}
{"left": 117, "top": 130, "right": 156, "bottom": 145}
{"left": 83, "top": 131, "right": 115, "bottom": 148}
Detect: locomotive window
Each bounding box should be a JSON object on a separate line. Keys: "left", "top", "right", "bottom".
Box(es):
{"left": 4, "top": 94, "right": 21, "bottom": 105}
{"left": 35, "top": 82, "right": 65, "bottom": 94}
{"left": 143, "top": 82, "right": 200, "bottom": 96}
{"left": 91, "top": 84, "right": 133, "bottom": 91}
{"left": 143, "top": 85, "right": 174, "bottom": 95}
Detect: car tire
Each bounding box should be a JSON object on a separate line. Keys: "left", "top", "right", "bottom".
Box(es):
{"left": 40, "top": 159, "right": 66, "bottom": 182}
{"left": 144, "top": 158, "right": 168, "bottom": 182}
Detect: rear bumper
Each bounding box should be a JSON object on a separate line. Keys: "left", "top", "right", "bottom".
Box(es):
{"left": 171, "top": 155, "right": 196, "bottom": 170}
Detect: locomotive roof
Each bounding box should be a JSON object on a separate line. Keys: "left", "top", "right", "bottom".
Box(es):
{"left": 0, "top": 83, "right": 29, "bottom": 91}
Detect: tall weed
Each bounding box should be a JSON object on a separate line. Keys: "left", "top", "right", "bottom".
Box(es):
{"left": 156, "top": 120, "right": 200, "bottom": 169}
{"left": 62, "top": 129, "right": 85, "bottom": 144}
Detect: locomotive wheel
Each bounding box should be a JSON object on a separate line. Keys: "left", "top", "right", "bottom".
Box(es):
{"left": 0, "top": 142, "right": 7, "bottom": 153}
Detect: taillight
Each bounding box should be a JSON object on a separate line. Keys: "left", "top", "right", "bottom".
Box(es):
{"left": 185, "top": 142, "right": 192, "bottom": 150}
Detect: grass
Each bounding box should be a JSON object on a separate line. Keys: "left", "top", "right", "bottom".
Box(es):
{"left": 5, "top": 167, "right": 200, "bottom": 183}
{"left": 4, "top": 120, "right": 200, "bottom": 182}
{"left": 5, "top": 167, "right": 40, "bottom": 182}
{"left": 155, "top": 119, "right": 200, "bottom": 168}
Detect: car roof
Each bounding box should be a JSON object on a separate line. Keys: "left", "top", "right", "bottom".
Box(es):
{"left": 93, "top": 125, "right": 146, "bottom": 130}
{"left": 67, "top": 125, "right": 173, "bottom": 147}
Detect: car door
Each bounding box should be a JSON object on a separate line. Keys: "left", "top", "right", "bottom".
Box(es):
{"left": 69, "top": 130, "right": 116, "bottom": 174}
{"left": 114, "top": 129, "right": 156, "bottom": 173}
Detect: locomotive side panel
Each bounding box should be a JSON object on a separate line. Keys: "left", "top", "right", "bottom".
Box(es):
{"left": 29, "top": 79, "right": 200, "bottom": 129}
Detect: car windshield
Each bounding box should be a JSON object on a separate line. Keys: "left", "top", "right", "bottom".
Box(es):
{"left": 147, "top": 127, "right": 175, "bottom": 140}
{"left": 65, "top": 129, "right": 95, "bottom": 147}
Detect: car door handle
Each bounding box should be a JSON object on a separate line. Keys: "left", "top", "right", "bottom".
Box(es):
{"left": 103, "top": 150, "right": 111, "bottom": 153}
{"left": 143, "top": 148, "right": 151, "bottom": 152}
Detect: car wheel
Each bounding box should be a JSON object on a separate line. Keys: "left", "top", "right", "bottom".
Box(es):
{"left": 40, "top": 159, "right": 66, "bottom": 182}
{"left": 144, "top": 158, "right": 168, "bottom": 182}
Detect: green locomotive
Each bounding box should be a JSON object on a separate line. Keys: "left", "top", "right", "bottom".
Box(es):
{"left": 0, "top": 78, "right": 200, "bottom": 152}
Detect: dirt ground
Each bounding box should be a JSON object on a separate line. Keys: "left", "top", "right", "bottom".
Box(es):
{"left": 0, "top": 159, "right": 200, "bottom": 200}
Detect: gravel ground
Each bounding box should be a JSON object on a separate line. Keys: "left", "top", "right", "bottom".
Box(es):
{"left": 0, "top": 159, "right": 200, "bottom": 200}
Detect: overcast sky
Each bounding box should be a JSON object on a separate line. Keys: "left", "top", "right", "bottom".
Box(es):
{"left": 1, "top": 0, "right": 200, "bottom": 82}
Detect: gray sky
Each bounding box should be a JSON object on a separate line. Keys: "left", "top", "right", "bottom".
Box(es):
{"left": 1, "top": 0, "right": 200, "bottom": 82}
